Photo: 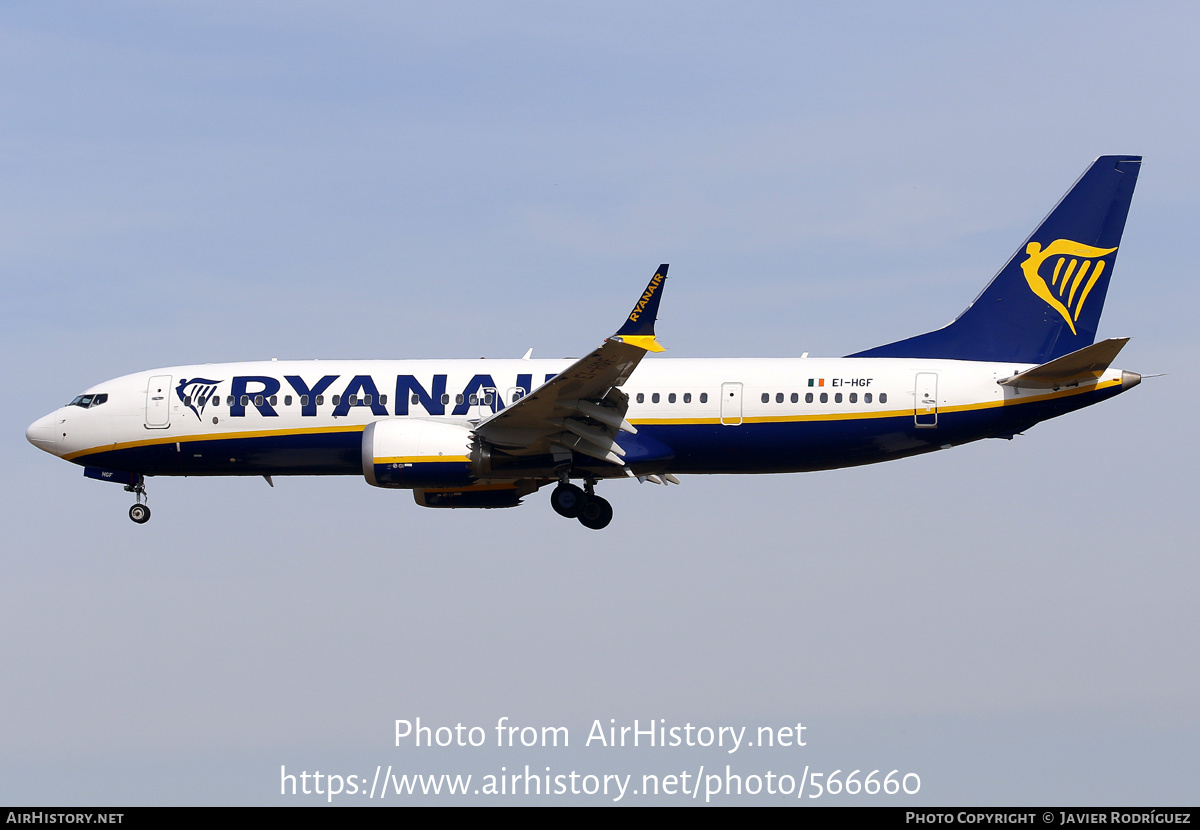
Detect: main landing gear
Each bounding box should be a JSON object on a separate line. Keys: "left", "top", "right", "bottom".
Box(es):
{"left": 124, "top": 480, "right": 150, "bottom": 524}
{"left": 550, "top": 479, "right": 613, "bottom": 530}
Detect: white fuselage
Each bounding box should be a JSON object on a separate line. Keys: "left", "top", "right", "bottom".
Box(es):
{"left": 27, "top": 355, "right": 1130, "bottom": 479}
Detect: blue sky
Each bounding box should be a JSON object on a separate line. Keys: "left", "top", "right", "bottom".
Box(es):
{"left": 2, "top": 1, "right": 1197, "bottom": 804}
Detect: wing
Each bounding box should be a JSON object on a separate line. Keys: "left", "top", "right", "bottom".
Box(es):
{"left": 473, "top": 264, "right": 668, "bottom": 466}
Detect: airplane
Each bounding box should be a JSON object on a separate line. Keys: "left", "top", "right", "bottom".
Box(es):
{"left": 26, "top": 155, "right": 1143, "bottom": 530}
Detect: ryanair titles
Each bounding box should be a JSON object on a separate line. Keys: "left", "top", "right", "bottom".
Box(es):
{"left": 175, "top": 373, "right": 558, "bottom": 421}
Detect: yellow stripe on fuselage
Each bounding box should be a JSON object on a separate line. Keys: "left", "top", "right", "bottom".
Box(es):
{"left": 63, "top": 423, "right": 367, "bottom": 462}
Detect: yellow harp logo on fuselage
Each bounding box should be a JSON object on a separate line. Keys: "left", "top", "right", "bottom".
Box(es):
{"left": 1020, "top": 239, "right": 1117, "bottom": 335}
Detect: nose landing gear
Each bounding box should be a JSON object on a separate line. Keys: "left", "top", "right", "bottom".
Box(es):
{"left": 124, "top": 480, "right": 150, "bottom": 524}
{"left": 550, "top": 477, "right": 613, "bottom": 530}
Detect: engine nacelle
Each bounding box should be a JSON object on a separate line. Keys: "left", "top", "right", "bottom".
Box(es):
{"left": 362, "top": 419, "right": 477, "bottom": 489}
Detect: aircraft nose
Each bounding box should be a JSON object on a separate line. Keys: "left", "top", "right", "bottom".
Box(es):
{"left": 26, "top": 412, "right": 61, "bottom": 454}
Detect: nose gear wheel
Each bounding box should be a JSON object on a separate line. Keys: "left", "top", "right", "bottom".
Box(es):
{"left": 124, "top": 479, "right": 150, "bottom": 524}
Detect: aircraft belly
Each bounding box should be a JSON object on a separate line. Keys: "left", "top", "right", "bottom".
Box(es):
{"left": 73, "top": 429, "right": 364, "bottom": 476}
{"left": 647, "top": 418, "right": 927, "bottom": 474}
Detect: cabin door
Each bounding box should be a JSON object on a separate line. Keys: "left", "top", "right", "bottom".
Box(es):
{"left": 145, "top": 375, "right": 172, "bottom": 429}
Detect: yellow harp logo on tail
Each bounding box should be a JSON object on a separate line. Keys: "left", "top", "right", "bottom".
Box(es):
{"left": 1020, "top": 239, "right": 1117, "bottom": 335}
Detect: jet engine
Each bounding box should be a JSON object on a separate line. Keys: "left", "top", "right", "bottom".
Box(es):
{"left": 362, "top": 419, "right": 477, "bottom": 489}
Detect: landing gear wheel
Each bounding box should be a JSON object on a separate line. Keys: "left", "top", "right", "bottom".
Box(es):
{"left": 128, "top": 504, "right": 151, "bottom": 524}
{"left": 550, "top": 483, "right": 586, "bottom": 518}
{"left": 577, "top": 495, "right": 613, "bottom": 530}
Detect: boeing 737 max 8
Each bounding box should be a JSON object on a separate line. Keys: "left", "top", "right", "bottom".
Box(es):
{"left": 27, "top": 155, "right": 1143, "bottom": 529}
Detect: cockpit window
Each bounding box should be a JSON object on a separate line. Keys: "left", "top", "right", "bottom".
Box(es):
{"left": 68, "top": 393, "right": 108, "bottom": 409}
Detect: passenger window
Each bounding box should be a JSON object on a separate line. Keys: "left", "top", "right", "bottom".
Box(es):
{"left": 700, "top": 392, "right": 708, "bottom": 403}
{"left": 652, "top": 393, "right": 660, "bottom": 403}
{"left": 364, "top": 394, "right": 373, "bottom": 405}
{"left": 184, "top": 395, "right": 192, "bottom": 406}
{"left": 668, "top": 393, "right": 676, "bottom": 403}
{"left": 484, "top": 393, "right": 493, "bottom": 405}
{"left": 349, "top": 394, "right": 358, "bottom": 405}
{"left": 411, "top": 394, "right": 420, "bottom": 405}
{"left": 469, "top": 394, "right": 478, "bottom": 405}
{"left": 441, "top": 394, "right": 450, "bottom": 405}
{"left": 790, "top": 393, "right": 798, "bottom": 403}
{"left": 637, "top": 393, "right": 644, "bottom": 403}
{"left": 269, "top": 395, "right": 277, "bottom": 406}
{"left": 849, "top": 392, "right": 857, "bottom": 403}
{"left": 880, "top": 393, "right": 888, "bottom": 403}
{"left": 380, "top": 395, "right": 387, "bottom": 405}
{"left": 761, "top": 393, "right": 769, "bottom": 403}
{"left": 775, "top": 392, "right": 783, "bottom": 403}
{"left": 255, "top": 395, "right": 264, "bottom": 406}
{"left": 456, "top": 394, "right": 464, "bottom": 405}
{"left": 805, "top": 392, "right": 813, "bottom": 403}
{"left": 240, "top": 395, "right": 249, "bottom": 406}
{"left": 316, "top": 395, "right": 324, "bottom": 406}
{"left": 284, "top": 395, "right": 293, "bottom": 406}
{"left": 820, "top": 393, "right": 828, "bottom": 403}
{"left": 301, "top": 395, "right": 309, "bottom": 406}
{"left": 864, "top": 393, "right": 872, "bottom": 403}
{"left": 227, "top": 396, "right": 234, "bottom": 406}
{"left": 835, "top": 393, "right": 842, "bottom": 403}
{"left": 683, "top": 393, "right": 691, "bottom": 403}
{"left": 332, "top": 395, "right": 341, "bottom": 406}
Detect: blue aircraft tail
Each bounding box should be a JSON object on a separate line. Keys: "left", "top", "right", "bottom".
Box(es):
{"left": 849, "top": 155, "right": 1141, "bottom": 364}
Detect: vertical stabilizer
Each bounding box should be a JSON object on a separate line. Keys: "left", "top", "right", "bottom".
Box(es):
{"left": 850, "top": 155, "right": 1141, "bottom": 364}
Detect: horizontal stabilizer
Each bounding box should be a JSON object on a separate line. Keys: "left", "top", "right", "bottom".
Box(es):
{"left": 998, "top": 337, "right": 1129, "bottom": 389}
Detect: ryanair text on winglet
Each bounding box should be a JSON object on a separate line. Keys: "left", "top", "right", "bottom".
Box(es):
{"left": 627, "top": 272, "right": 665, "bottom": 324}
